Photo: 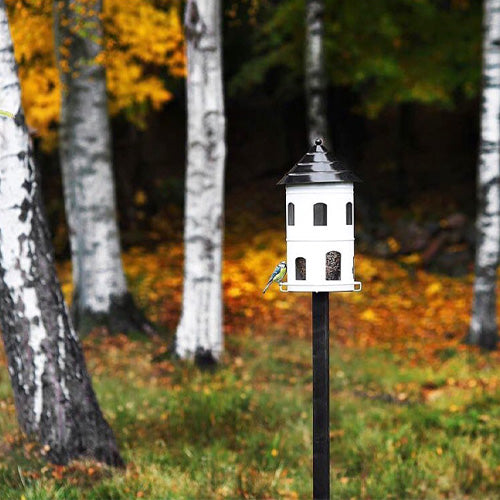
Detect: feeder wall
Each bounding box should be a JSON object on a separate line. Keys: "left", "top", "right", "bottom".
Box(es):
{"left": 285, "top": 183, "right": 357, "bottom": 292}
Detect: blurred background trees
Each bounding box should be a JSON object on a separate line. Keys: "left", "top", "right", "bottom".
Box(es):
{"left": 7, "top": 0, "right": 482, "bottom": 229}
{"left": 468, "top": 0, "right": 500, "bottom": 350}
{"left": 175, "top": 0, "right": 226, "bottom": 363}
{"left": 53, "top": 0, "right": 155, "bottom": 336}
{"left": 3, "top": 0, "right": 494, "bottom": 348}
{"left": 305, "top": 0, "right": 328, "bottom": 144}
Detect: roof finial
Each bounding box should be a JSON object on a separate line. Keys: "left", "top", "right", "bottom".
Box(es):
{"left": 315, "top": 138, "right": 323, "bottom": 146}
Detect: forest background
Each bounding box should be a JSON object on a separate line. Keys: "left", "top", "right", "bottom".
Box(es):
{"left": 0, "top": 0, "right": 499, "bottom": 498}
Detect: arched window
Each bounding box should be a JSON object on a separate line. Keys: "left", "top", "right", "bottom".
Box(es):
{"left": 288, "top": 202, "right": 295, "bottom": 226}
{"left": 326, "top": 251, "right": 341, "bottom": 280}
{"left": 346, "top": 202, "right": 353, "bottom": 225}
{"left": 295, "top": 257, "right": 306, "bottom": 280}
{"left": 314, "top": 203, "right": 327, "bottom": 226}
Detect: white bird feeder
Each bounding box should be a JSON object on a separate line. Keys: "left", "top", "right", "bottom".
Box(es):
{"left": 275, "top": 138, "right": 362, "bottom": 498}
{"left": 277, "top": 138, "right": 362, "bottom": 293}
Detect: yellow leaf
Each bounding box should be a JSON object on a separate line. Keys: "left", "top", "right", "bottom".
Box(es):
{"left": 360, "top": 308, "right": 378, "bottom": 322}
{"left": 227, "top": 287, "right": 242, "bottom": 298}
{"left": 134, "top": 190, "right": 147, "bottom": 206}
{"left": 387, "top": 237, "right": 400, "bottom": 252}
{"left": 400, "top": 253, "right": 421, "bottom": 265}
{"left": 425, "top": 282, "right": 443, "bottom": 297}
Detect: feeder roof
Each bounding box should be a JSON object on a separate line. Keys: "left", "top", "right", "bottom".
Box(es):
{"left": 277, "top": 138, "right": 361, "bottom": 186}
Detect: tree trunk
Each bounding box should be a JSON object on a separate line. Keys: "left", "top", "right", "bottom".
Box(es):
{"left": 175, "top": 0, "right": 226, "bottom": 363}
{"left": 305, "top": 0, "right": 328, "bottom": 146}
{"left": 0, "top": 2, "right": 123, "bottom": 466}
{"left": 468, "top": 0, "right": 500, "bottom": 350}
{"left": 53, "top": 0, "right": 154, "bottom": 337}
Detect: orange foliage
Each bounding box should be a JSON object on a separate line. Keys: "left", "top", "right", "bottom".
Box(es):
{"left": 57, "top": 230, "right": 500, "bottom": 364}
{"left": 6, "top": 0, "right": 185, "bottom": 147}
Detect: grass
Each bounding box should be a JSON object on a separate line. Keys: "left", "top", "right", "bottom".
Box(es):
{"left": 0, "top": 333, "right": 498, "bottom": 499}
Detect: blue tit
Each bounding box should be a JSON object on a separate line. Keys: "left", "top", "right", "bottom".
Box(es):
{"left": 263, "top": 261, "right": 287, "bottom": 294}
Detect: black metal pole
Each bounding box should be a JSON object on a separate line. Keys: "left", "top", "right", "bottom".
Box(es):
{"left": 312, "top": 291, "right": 330, "bottom": 500}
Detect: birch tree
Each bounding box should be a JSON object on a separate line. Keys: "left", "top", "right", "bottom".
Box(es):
{"left": 305, "top": 0, "right": 328, "bottom": 144}
{"left": 175, "top": 0, "right": 226, "bottom": 363}
{"left": 54, "top": 0, "right": 154, "bottom": 337}
{"left": 468, "top": 0, "right": 500, "bottom": 350}
{"left": 0, "top": 2, "right": 122, "bottom": 465}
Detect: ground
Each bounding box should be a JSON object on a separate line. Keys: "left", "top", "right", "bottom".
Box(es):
{"left": 0, "top": 229, "right": 498, "bottom": 499}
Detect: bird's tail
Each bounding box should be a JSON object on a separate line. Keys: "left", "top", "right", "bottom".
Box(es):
{"left": 262, "top": 281, "right": 272, "bottom": 294}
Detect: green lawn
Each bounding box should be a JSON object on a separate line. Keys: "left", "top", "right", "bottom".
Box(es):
{"left": 0, "top": 334, "right": 498, "bottom": 499}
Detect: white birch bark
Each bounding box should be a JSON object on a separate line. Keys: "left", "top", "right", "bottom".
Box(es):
{"left": 175, "top": 0, "right": 226, "bottom": 362}
{"left": 0, "top": 2, "right": 122, "bottom": 465}
{"left": 54, "top": 0, "right": 152, "bottom": 335}
{"left": 305, "top": 0, "right": 328, "bottom": 145}
{"left": 469, "top": 0, "right": 500, "bottom": 350}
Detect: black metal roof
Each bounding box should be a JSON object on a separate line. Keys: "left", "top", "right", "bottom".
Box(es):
{"left": 277, "top": 138, "right": 361, "bottom": 186}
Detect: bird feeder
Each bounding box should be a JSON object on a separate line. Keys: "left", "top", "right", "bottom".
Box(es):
{"left": 276, "top": 138, "right": 362, "bottom": 500}
{"left": 277, "top": 138, "right": 362, "bottom": 293}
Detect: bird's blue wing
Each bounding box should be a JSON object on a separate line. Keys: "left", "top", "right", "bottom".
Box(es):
{"left": 269, "top": 264, "right": 281, "bottom": 281}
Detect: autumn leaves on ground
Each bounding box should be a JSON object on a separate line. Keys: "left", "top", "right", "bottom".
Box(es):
{"left": 0, "top": 219, "right": 498, "bottom": 499}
